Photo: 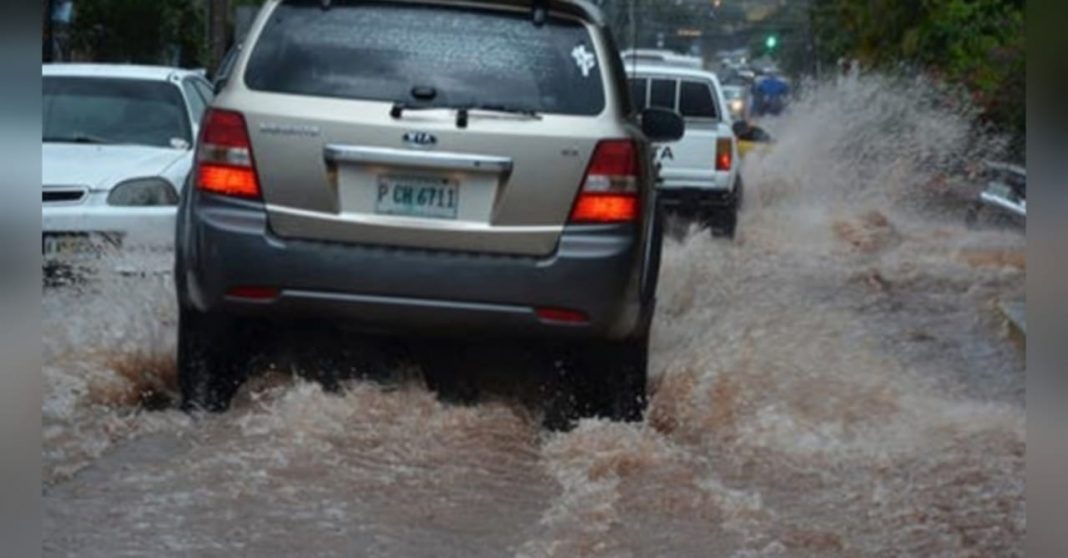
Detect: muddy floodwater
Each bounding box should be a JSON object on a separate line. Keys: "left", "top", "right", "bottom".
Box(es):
{"left": 42, "top": 76, "right": 1024, "bottom": 557}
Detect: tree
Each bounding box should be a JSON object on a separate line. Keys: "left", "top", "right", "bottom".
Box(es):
{"left": 69, "top": 0, "right": 205, "bottom": 67}
{"left": 808, "top": 0, "right": 1024, "bottom": 158}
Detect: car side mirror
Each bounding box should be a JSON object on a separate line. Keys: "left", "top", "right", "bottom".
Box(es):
{"left": 640, "top": 108, "right": 685, "bottom": 143}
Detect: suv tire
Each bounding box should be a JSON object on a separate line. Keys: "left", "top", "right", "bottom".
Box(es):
{"left": 573, "top": 336, "right": 649, "bottom": 422}
{"left": 177, "top": 306, "right": 254, "bottom": 412}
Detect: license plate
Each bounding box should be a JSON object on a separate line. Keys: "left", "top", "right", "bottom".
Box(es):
{"left": 42, "top": 233, "right": 121, "bottom": 259}
{"left": 375, "top": 175, "right": 459, "bottom": 219}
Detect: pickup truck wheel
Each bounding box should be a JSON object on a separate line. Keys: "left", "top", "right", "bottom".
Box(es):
{"left": 573, "top": 336, "right": 649, "bottom": 422}
{"left": 704, "top": 205, "right": 737, "bottom": 239}
{"left": 177, "top": 306, "right": 253, "bottom": 413}
{"left": 720, "top": 202, "right": 738, "bottom": 239}
{"left": 706, "top": 182, "right": 740, "bottom": 239}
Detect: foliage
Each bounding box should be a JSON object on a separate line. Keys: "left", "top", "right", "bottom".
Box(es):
{"left": 808, "top": 0, "right": 1024, "bottom": 158}
{"left": 742, "top": 1, "right": 814, "bottom": 75}
{"left": 69, "top": 0, "right": 205, "bottom": 68}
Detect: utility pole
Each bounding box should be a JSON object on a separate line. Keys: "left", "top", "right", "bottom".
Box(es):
{"left": 629, "top": 0, "right": 636, "bottom": 48}
{"left": 208, "top": 0, "right": 230, "bottom": 69}
{"left": 45, "top": 0, "right": 55, "bottom": 62}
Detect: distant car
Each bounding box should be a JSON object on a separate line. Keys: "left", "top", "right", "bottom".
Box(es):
{"left": 621, "top": 48, "right": 703, "bottom": 70}
{"left": 721, "top": 84, "right": 750, "bottom": 122}
{"left": 42, "top": 64, "right": 212, "bottom": 273}
{"left": 751, "top": 74, "right": 790, "bottom": 116}
{"left": 626, "top": 62, "right": 741, "bottom": 236}
{"left": 968, "top": 161, "right": 1025, "bottom": 223}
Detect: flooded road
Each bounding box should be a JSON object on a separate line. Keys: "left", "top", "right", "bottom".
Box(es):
{"left": 42, "top": 76, "right": 1025, "bottom": 557}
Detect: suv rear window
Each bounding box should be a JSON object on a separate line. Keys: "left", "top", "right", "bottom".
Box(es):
{"left": 245, "top": 1, "right": 606, "bottom": 116}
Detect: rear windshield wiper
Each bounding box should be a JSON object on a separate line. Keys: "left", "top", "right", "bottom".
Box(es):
{"left": 43, "top": 134, "right": 111, "bottom": 145}
{"left": 465, "top": 103, "right": 541, "bottom": 118}
{"left": 390, "top": 102, "right": 541, "bottom": 128}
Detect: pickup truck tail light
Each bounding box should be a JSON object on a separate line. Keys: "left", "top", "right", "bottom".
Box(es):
{"left": 196, "top": 109, "right": 261, "bottom": 199}
{"left": 570, "top": 139, "right": 640, "bottom": 223}
{"left": 716, "top": 137, "right": 733, "bottom": 171}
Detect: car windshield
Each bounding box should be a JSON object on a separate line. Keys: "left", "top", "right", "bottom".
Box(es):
{"left": 42, "top": 76, "right": 191, "bottom": 148}
{"left": 244, "top": 0, "right": 605, "bottom": 116}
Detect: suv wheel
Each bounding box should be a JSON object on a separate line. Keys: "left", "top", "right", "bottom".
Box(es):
{"left": 572, "top": 336, "right": 649, "bottom": 423}
{"left": 419, "top": 339, "right": 480, "bottom": 405}
{"left": 177, "top": 306, "right": 255, "bottom": 412}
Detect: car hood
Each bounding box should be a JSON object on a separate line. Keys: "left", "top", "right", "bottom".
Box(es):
{"left": 42, "top": 143, "right": 189, "bottom": 191}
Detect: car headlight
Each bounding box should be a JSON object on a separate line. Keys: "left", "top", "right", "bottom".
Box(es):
{"left": 107, "top": 178, "right": 179, "bottom": 206}
{"left": 729, "top": 99, "right": 744, "bottom": 113}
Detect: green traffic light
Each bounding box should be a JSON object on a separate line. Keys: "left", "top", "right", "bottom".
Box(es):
{"left": 766, "top": 35, "right": 778, "bottom": 49}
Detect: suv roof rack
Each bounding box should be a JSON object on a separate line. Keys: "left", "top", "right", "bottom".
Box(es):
{"left": 300, "top": 0, "right": 602, "bottom": 24}
{"left": 469, "top": 0, "right": 604, "bottom": 25}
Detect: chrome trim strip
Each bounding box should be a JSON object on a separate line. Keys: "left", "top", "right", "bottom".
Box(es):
{"left": 324, "top": 145, "right": 513, "bottom": 173}
{"left": 265, "top": 203, "right": 561, "bottom": 234}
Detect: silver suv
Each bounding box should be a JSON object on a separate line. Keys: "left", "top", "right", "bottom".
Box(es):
{"left": 175, "top": 0, "right": 683, "bottom": 422}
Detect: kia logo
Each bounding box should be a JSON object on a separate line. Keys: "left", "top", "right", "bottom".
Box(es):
{"left": 403, "top": 131, "right": 437, "bottom": 148}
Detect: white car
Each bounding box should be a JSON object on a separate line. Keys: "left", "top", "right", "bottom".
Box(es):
{"left": 42, "top": 64, "right": 212, "bottom": 272}
{"left": 621, "top": 48, "right": 704, "bottom": 70}
{"left": 626, "top": 63, "right": 741, "bottom": 237}
{"left": 721, "top": 84, "right": 750, "bottom": 122}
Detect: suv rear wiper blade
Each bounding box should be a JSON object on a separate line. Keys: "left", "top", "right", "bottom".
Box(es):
{"left": 43, "top": 134, "right": 111, "bottom": 145}
{"left": 390, "top": 102, "right": 541, "bottom": 128}
{"left": 455, "top": 104, "right": 542, "bottom": 129}
{"left": 466, "top": 103, "right": 540, "bottom": 118}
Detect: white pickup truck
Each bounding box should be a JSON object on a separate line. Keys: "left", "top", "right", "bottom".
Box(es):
{"left": 625, "top": 62, "right": 741, "bottom": 237}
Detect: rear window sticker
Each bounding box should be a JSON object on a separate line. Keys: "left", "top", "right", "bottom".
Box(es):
{"left": 571, "top": 44, "right": 596, "bottom": 78}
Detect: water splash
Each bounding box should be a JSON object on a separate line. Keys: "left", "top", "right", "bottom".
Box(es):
{"left": 43, "top": 252, "right": 185, "bottom": 483}
{"left": 635, "top": 72, "right": 1024, "bottom": 555}
{"left": 42, "top": 73, "right": 1024, "bottom": 556}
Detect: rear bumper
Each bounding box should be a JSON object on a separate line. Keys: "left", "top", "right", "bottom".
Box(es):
{"left": 42, "top": 205, "right": 176, "bottom": 278}
{"left": 42, "top": 205, "right": 176, "bottom": 246}
{"left": 659, "top": 166, "right": 735, "bottom": 192}
{"left": 659, "top": 186, "right": 738, "bottom": 211}
{"left": 178, "top": 195, "right": 648, "bottom": 340}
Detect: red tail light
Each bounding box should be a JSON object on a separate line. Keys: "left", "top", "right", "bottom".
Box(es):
{"left": 569, "top": 140, "right": 640, "bottom": 223}
{"left": 196, "top": 109, "right": 261, "bottom": 199}
{"left": 226, "top": 286, "right": 279, "bottom": 301}
{"left": 536, "top": 307, "right": 589, "bottom": 324}
{"left": 716, "top": 137, "right": 733, "bottom": 171}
